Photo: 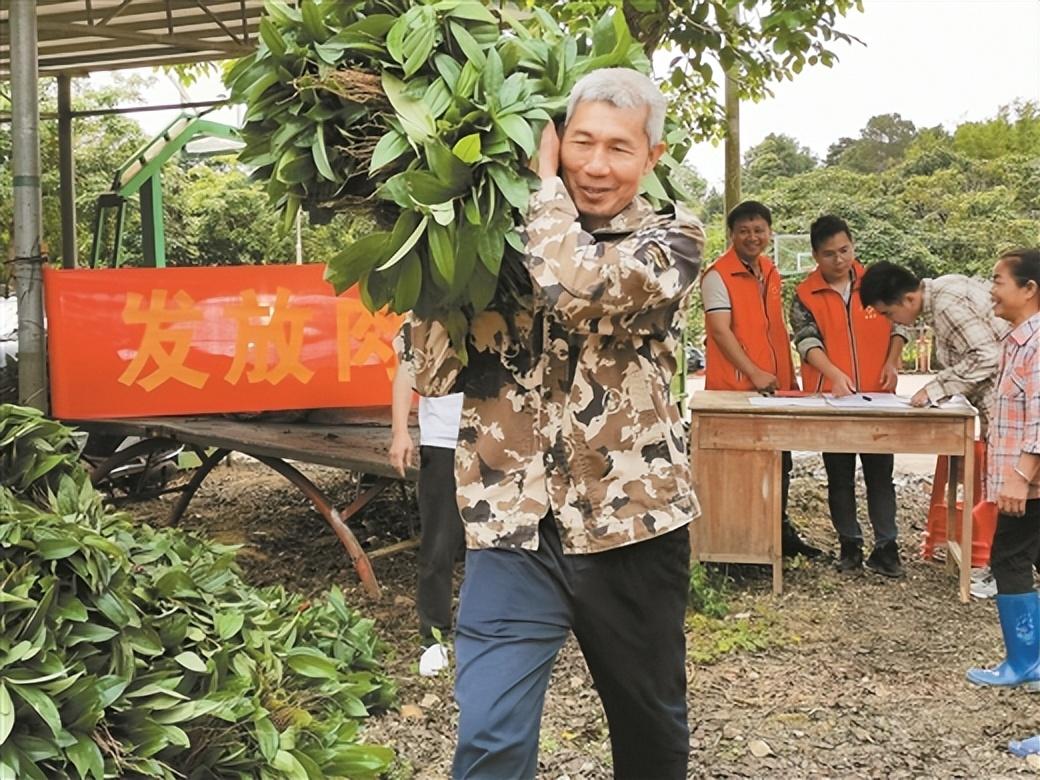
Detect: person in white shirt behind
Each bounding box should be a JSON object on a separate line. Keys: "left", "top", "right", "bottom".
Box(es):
{"left": 389, "top": 347, "right": 465, "bottom": 675}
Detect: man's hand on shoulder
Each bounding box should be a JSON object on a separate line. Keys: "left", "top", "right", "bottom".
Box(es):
{"left": 533, "top": 121, "right": 561, "bottom": 181}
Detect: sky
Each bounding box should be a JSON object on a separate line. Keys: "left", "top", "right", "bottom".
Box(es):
{"left": 120, "top": 0, "right": 1040, "bottom": 188}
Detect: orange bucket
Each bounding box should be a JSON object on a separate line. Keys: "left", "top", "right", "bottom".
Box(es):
{"left": 922, "top": 441, "right": 995, "bottom": 567}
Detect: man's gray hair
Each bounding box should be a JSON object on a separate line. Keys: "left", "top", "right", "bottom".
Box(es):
{"left": 565, "top": 68, "right": 667, "bottom": 147}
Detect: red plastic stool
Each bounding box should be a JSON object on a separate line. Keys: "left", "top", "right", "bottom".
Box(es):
{"left": 922, "top": 440, "right": 996, "bottom": 567}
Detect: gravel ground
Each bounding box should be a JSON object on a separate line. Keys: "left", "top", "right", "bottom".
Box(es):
{"left": 127, "top": 453, "right": 1040, "bottom": 779}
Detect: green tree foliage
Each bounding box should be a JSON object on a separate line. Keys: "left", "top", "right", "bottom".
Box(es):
{"left": 548, "top": 0, "right": 864, "bottom": 140}
{"left": 0, "top": 76, "right": 150, "bottom": 273}
{"left": 825, "top": 112, "right": 921, "bottom": 173}
{"left": 742, "top": 132, "right": 817, "bottom": 193}
{"left": 952, "top": 100, "right": 1040, "bottom": 160}
{"left": 755, "top": 102, "right": 1040, "bottom": 279}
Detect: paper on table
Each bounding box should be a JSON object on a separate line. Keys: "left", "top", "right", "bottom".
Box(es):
{"left": 934, "top": 394, "right": 977, "bottom": 412}
{"left": 747, "top": 396, "right": 831, "bottom": 408}
{"left": 825, "top": 393, "right": 912, "bottom": 409}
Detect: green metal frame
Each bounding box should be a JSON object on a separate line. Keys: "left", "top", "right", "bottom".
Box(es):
{"left": 89, "top": 112, "right": 240, "bottom": 269}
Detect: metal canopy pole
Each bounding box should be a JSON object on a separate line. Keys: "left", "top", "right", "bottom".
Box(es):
{"left": 11, "top": 0, "right": 49, "bottom": 411}
{"left": 58, "top": 74, "right": 78, "bottom": 269}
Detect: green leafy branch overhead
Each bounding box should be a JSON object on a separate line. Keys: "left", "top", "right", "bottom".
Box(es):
{"left": 227, "top": 0, "right": 700, "bottom": 345}
{"left": 549, "top": 0, "right": 864, "bottom": 140}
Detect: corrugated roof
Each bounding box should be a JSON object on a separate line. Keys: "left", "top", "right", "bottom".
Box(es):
{"left": 0, "top": 1, "right": 265, "bottom": 76}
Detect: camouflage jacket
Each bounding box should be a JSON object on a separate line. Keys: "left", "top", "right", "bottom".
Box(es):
{"left": 399, "top": 177, "right": 705, "bottom": 553}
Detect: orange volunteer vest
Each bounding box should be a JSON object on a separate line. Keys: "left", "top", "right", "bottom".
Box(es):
{"left": 704, "top": 247, "right": 796, "bottom": 391}
{"left": 795, "top": 261, "right": 893, "bottom": 393}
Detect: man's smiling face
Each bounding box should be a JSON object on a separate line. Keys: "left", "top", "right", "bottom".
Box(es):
{"left": 559, "top": 100, "right": 665, "bottom": 231}
{"left": 730, "top": 216, "right": 772, "bottom": 264}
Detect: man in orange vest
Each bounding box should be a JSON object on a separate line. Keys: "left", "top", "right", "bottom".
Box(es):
{"left": 703, "top": 200, "right": 821, "bottom": 558}
{"left": 790, "top": 215, "right": 907, "bottom": 576}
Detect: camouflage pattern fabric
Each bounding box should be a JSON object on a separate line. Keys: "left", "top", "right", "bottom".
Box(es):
{"left": 397, "top": 176, "right": 705, "bottom": 553}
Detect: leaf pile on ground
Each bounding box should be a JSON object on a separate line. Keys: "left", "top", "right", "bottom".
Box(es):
{"left": 0, "top": 404, "right": 396, "bottom": 780}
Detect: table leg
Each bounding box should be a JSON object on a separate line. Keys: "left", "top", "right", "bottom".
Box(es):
{"left": 770, "top": 451, "right": 783, "bottom": 596}
{"left": 960, "top": 430, "right": 975, "bottom": 603}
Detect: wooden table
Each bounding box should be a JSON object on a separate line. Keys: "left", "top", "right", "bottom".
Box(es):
{"left": 689, "top": 391, "right": 977, "bottom": 601}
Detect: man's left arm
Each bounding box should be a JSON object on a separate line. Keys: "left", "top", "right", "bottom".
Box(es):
{"left": 880, "top": 325, "right": 908, "bottom": 391}
{"left": 524, "top": 179, "right": 704, "bottom": 329}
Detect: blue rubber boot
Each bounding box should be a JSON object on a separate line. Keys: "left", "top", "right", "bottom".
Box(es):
{"left": 966, "top": 592, "right": 1040, "bottom": 689}
{"left": 1009, "top": 735, "right": 1040, "bottom": 757}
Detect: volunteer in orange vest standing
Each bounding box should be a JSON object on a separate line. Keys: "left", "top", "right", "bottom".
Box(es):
{"left": 703, "top": 200, "right": 821, "bottom": 559}
{"left": 790, "top": 215, "right": 907, "bottom": 577}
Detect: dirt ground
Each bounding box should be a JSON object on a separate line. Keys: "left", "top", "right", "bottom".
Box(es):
{"left": 127, "top": 454, "right": 1040, "bottom": 779}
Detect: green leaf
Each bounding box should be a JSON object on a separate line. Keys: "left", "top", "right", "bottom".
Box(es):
{"left": 425, "top": 140, "right": 472, "bottom": 189}
{"left": 273, "top": 749, "right": 310, "bottom": 780}
{"left": 449, "top": 21, "right": 487, "bottom": 68}
{"left": 427, "top": 222, "right": 455, "bottom": 287}
{"left": 381, "top": 73, "right": 436, "bottom": 143}
{"left": 275, "top": 151, "right": 315, "bottom": 185}
{"left": 215, "top": 612, "right": 245, "bottom": 641}
{"left": 93, "top": 591, "right": 135, "bottom": 628}
{"left": 487, "top": 164, "right": 531, "bottom": 210}
{"left": 477, "top": 227, "right": 505, "bottom": 274}
{"left": 433, "top": 53, "right": 462, "bottom": 92}
{"left": 445, "top": 2, "right": 498, "bottom": 24}
{"left": 174, "top": 651, "right": 208, "bottom": 673}
{"left": 385, "top": 15, "right": 407, "bottom": 63}
{"left": 394, "top": 252, "right": 423, "bottom": 312}
{"left": 369, "top": 129, "right": 412, "bottom": 173}
{"left": 0, "top": 684, "right": 13, "bottom": 745}
{"left": 285, "top": 648, "right": 338, "bottom": 679}
{"left": 325, "top": 231, "right": 392, "bottom": 293}
{"left": 452, "top": 134, "right": 482, "bottom": 164}
{"left": 640, "top": 169, "right": 669, "bottom": 200}
{"left": 9, "top": 683, "right": 61, "bottom": 738}
{"left": 66, "top": 735, "right": 104, "bottom": 780}
{"left": 299, "top": 0, "right": 328, "bottom": 42}
{"left": 423, "top": 78, "right": 453, "bottom": 119}
{"left": 35, "top": 537, "right": 80, "bottom": 560}
{"left": 255, "top": 715, "right": 279, "bottom": 761}
{"left": 259, "top": 17, "right": 287, "bottom": 57}
{"left": 311, "top": 130, "right": 336, "bottom": 181}
{"left": 482, "top": 47, "right": 504, "bottom": 98}
{"left": 403, "top": 12, "right": 437, "bottom": 77}
{"left": 496, "top": 115, "right": 535, "bottom": 157}
{"left": 404, "top": 170, "right": 466, "bottom": 204}
{"left": 428, "top": 201, "right": 455, "bottom": 227}
{"left": 377, "top": 215, "right": 428, "bottom": 271}
{"left": 468, "top": 259, "right": 499, "bottom": 311}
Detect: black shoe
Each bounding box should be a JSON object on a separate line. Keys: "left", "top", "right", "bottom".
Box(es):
{"left": 866, "top": 541, "right": 904, "bottom": 578}
{"left": 836, "top": 539, "right": 863, "bottom": 572}
{"left": 782, "top": 523, "right": 823, "bottom": 559}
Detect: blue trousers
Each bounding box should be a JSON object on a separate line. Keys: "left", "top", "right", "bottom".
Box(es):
{"left": 452, "top": 515, "right": 690, "bottom": 779}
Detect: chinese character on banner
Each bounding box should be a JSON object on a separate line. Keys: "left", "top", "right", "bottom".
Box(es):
{"left": 224, "top": 288, "right": 315, "bottom": 385}
{"left": 118, "top": 289, "right": 208, "bottom": 391}
{"left": 44, "top": 264, "right": 402, "bottom": 419}
{"left": 336, "top": 297, "right": 399, "bottom": 381}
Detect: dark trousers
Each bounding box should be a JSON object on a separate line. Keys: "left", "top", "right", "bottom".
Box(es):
{"left": 452, "top": 515, "right": 690, "bottom": 780}
{"left": 417, "top": 445, "right": 465, "bottom": 642}
{"left": 991, "top": 499, "right": 1040, "bottom": 594}
{"left": 821, "top": 452, "right": 898, "bottom": 545}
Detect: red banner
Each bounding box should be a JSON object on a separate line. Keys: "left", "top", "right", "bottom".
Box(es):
{"left": 45, "top": 264, "right": 402, "bottom": 419}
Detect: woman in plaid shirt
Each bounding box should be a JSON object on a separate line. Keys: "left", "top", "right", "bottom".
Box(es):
{"left": 967, "top": 248, "right": 1040, "bottom": 697}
